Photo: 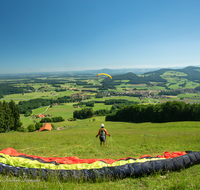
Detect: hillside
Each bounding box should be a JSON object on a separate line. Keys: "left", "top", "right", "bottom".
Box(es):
{"left": 101, "top": 72, "right": 167, "bottom": 87}
{"left": 98, "top": 66, "right": 200, "bottom": 91}
{"left": 144, "top": 66, "right": 200, "bottom": 83}
{"left": 0, "top": 120, "right": 200, "bottom": 189}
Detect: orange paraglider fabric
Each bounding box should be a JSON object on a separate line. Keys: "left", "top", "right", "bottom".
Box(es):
{"left": 0, "top": 148, "right": 187, "bottom": 165}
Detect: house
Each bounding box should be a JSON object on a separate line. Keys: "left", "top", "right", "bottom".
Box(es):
{"left": 37, "top": 114, "right": 45, "bottom": 118}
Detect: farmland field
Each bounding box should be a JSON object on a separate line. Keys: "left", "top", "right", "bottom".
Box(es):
{"left": 21, "top": 103, "right": 113, "bottom": 127}
{"left": 91, "top": 96, "right": 141, "bottom": 102}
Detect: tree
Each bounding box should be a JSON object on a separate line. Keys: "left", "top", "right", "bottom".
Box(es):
{"left": 9, "top": 100, "right": 22, "bottom": 131}
{"left": 35, "top": 122, "right": 43, "bottom": 130}
{"left": 73, "top": 108, "right": 93, "bottom": 119}
{"left": 0, "top": 101, "right": 5, "bottom": 133}
{"left": 3, "top": 101, "right": 14, "bottom": 132}
{"left": 24, "top": 110, "right": 32, "bottom": 117}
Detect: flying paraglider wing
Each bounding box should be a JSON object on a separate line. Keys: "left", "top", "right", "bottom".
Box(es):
{"left": 97, "top": 73, "right": 112, "bottom": 79}
{"left": 0, "top": 148, "right": 200, "bottom": 180}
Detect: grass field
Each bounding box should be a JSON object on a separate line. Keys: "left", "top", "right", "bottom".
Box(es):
{"left": 32, "top": 106, "right": 49, "bottom": 115}
{"left": 20, "top": 103, "right": 113, "bottom": 127}
{"left": 161, "top": 71, "right": 188, "bottom": 77}
{"left": 157, "top": 94, "right": 200, "bottom": 103}
{"left": 0, "top": 120, "right": 200, "bottom": 189}
{"left": 1, "top": 90, "right": 76, "bottom": 103}
{"left": 91, "top": 96, "right": 141, "bottom": 102}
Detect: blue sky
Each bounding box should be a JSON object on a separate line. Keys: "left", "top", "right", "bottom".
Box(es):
{"left": 0, "top": 0, "right": 200, "bottom": 74}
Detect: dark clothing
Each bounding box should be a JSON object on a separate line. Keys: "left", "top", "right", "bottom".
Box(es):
{"left": 100, "top": 136, "right": 106, "bottom": 142}
{"left": 96, "top": 127, "right": 110, "bottom": 142}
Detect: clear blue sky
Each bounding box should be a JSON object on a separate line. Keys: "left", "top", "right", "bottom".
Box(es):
{"left": 0, "top": 0, "right": 200, "bottom": 74}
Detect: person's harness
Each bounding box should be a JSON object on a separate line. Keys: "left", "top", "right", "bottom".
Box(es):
{"left": 100, "top": 128, "right": 106, "bottom": 138}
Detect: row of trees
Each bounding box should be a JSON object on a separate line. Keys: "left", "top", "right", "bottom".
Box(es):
{"left": 105, "top": 99, "right": 135, "bottom": 105}
{"left": 73, "top": 107, "right": 116, "bottom": 119}
{"left": 158, "top": 90, "right": 181, "bottom": 96}
{"left": 18, "top": 96, "right": 72, "bottom": 114}
{"left": 0, "top": 83, "right": 34, "bottom": 96}
{"left": 0, "top": 100, "right": 22, "bottom": 133}
{"left": 73, "top": 108, "right": 94, "bottom": 119}
{"left": 55, "top": 88, "right": 67, "bottom": 92}
{"left": 73, "top": 99, "right": 143, "bottom": 119}
{"left": 40, "top": 116, "right": 64, "bottom": 123}
{"left": 106, "top": 101, "right": 200, "bottom": 123}
{"left": 73, "top": 101, "right": 94, "bottom": 108}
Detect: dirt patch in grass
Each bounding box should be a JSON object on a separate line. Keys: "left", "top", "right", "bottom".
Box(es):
{"left": 56, "top": 126, "right": 75, "bottom": 130}
{"left": 56, "top": 126, "right": 68, "bottom": 130}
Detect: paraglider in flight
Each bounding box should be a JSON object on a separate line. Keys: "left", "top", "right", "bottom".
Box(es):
{"left": 0, "top": 148, "right": 200, "bottom": 180}
{"left": 97, "top": 73, "right": 112, "bottom": 79}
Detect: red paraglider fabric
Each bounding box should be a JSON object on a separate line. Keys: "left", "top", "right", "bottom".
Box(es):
{"left": 0, "top": 148, "right": 187, "bottom": 164}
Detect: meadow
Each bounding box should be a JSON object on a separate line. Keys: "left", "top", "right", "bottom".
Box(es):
{"left": 0, "top": 120, "right": 200, "bottom": 189}
{"left": 20, "top": 103, "right": 113, "bottom": 127}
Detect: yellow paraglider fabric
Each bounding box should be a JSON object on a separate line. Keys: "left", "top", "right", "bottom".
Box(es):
{"left": 97, "top": 73, "right": 112, "bottom": 79}
{"left": 0, "top": 153, "right": 166, "bottom": 170}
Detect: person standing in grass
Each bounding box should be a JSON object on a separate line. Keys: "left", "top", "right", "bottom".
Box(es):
{"left": 96, "top": 124, "right": 110, "bottom": 146}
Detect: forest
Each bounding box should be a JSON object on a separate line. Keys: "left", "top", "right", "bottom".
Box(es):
{"left": 106, "top": 101, "right": 200, "bottom": 123}
{"left": 101, "top": 72, "right": 167, "bottom": 87}
{"left": 18, "top": 96, "right": 73, "bottom": 115}
{"left": 0, "top": 83, "right": 34, "bottom": 96}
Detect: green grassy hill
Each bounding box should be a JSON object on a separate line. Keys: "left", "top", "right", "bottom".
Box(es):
{"left": 0, "top": 120, "right": 200, "bottom": 189}
{"left": 144, "top": 66, "right": 200, "bottom": 85}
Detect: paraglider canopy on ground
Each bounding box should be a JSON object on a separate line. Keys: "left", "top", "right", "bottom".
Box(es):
{"left": 39, "top": 123, "right": 52, "bottom": 132}
{"left": 0, "top": 148, "right": 199, "bottom": 180}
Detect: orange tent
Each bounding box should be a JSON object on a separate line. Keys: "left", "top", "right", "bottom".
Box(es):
{"left": 39, "top": 123, "right": 52, "bottom": 132}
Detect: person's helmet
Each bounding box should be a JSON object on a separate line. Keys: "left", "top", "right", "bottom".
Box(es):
{"left": 101, "top": 124, "right": 104, "bottom": 128}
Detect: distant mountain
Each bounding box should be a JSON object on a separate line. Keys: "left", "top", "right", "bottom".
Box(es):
{"left": 70, "top": 68, "right": 163, "bottom": 75}
{"left": 0, "top": 66, "right": 196, "bottom": 79}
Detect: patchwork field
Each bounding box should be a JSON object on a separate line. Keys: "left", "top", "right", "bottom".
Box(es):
{"left": 20, "top": 103, "right": 113, "bottom": 127}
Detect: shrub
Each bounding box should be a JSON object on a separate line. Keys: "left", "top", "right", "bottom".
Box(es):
{"left": 51, "top": 124, "right": 56, "bottom": 130}
{"left": 23, "top": 128, "right": 29, "bottom": 133}
{"left": 16, "top": 126, "right": 29, "bottom": 132}
{"left": 16, "top": 126, "right": 26, "bottom": 132}
{"left": 35, "top": 122, "right": 43, "bottom": 130}
{"left": 28, "top": 124, "right": 36, "bottom": 132}
{"left": 68, "top": 118, "right": 76, "bottom": 121}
